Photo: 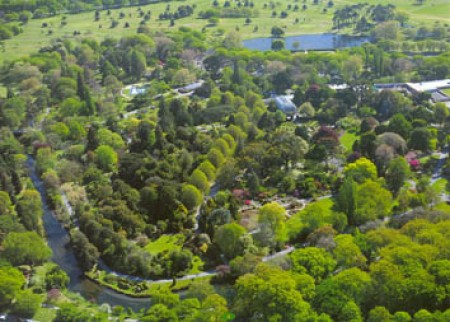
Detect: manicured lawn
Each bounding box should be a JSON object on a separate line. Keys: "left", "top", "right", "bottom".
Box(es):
{"left": 340, "top": 132, "right": 358, "bottom": 151}
{"left": 144, "top": 234, "right": 185, "bottom": 255}
{"left": 286, "top": 196, "right": 334, "bottom": 238}
{"left": 89, "top": 270, "right": 212, "bottom": 297}
{"left": 1, "top": 0, "right": 449, "bottom": 63}
{"left": 441, "top": 88, "right": 450, "bottom": 96}
{"left": 307, "top": 197, "right": 334, "bottom": 213}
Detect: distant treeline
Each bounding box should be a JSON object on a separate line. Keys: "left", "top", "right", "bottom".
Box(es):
{"left": 198, "top": 7, "right": 259, "bottom": 19}
{"left": 0, "top": 0, "right": 179, "bottom": 17}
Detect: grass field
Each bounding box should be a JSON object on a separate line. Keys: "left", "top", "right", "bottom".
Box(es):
{"left": 144, "top": 234, "right": 185, "bottom": 255}
{"left": 0, "top": 0, "right": 449, "bottom": 64}
{"left": 441, "top": 88, "right": 450, "bottom": 96}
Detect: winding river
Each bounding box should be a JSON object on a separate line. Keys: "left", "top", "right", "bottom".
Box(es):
{"left": 26, "top": 156, "right": 152, "bottom": 311}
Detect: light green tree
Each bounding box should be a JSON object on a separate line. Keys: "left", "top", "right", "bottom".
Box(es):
{"left": 3, "top": 231, "right": 52, "bottom": 266}
{"left": 214, "top": 223, "right": 246, "bottom": 259}
{"left": 95, "top": 145, "right": 118, "bottom": 172}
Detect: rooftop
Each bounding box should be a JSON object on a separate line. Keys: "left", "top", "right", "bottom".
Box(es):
{"left": 273, "top": 96, "right": 297, "bottom": 114}
{"left": 405, "top": 79, "right": 450, "bottom": 93}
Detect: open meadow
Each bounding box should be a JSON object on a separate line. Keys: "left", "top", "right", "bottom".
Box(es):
{"left": 0, "top": 0, "right": 449, "bottom": 63}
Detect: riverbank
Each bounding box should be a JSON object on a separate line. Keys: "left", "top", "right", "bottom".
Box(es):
{"left": 85, "top": 269, "right": 212, "bottom": 298}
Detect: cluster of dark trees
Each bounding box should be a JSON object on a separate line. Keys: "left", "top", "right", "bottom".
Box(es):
{"left": 158, "top": 4, "right": 194, "bottom": 21}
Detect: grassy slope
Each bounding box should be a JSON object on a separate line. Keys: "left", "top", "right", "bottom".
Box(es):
{"left": 1, "top": 0, "right": 449, "bottom": 64}
{"left": 144, "top": 234, "right": 185, "bottom": 255}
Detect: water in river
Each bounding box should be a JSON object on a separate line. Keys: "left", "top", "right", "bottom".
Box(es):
{"left": 26, "top": 156, "right": 151, "bottom": 311}
{"left": 242, "top": 33, "right": 370, "bottom": 51}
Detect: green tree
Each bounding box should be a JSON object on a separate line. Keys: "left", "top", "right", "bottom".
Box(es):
{"left": 385, "top": 157, "right": 410, "bottom": 195}
{"left": 408, "top": 127, "right": 432, "bottom": 152}
{"left": 181, "top": 184, "right": 203, "bottom": 210}
{"left": 189, "top": 169, "right": 209, "bottom": 194}
{"left": 169, "top": 249, "right": 193, "bottom": 277}
{"left": 3, "top": 231, "right": 52, "bottom": 265}
{"left": 387, "top": 114, "right": 412, "bottom": 139}
{"left": 36, "top": 147, "right": 56, "bottom": 175}
{"left": 197, "top": 294, "right": 229, "bottom": 321}
{"left": 130, "top": 50, "right": 146, "bottom": 80}
{"left": 198, "top": 161, "right": 216, "bottom": 181}
{"left": 186, "top": 279, "right": 216, "bottom": 302}
{"left": 0, "top": 265, "right": 25, "bottom": 305}
{"left": 12, "top": 290, "right": 43, "bottom": 318}
{"left": 257, "top": 201, "right": 287, "bottom": 245}
{"left": 272, "top": 131, "right": 309, "bottom": 171}
{"left": 233, "top": 264, "right": 314, "bottom": 321}
{"left": 0, "top": 191, "right": 14, "bottom": 215}
{"left": 372, "top": 21, "right": 400, "bottom": 41}
{"left": 290, "top": 247, "right": 337, "bottom": 282}
{"left": 214, "top": 223, "right": 246, "bottom": 259}
{"left": 333, "top": 235, "right": 367, "bottom": 269}
{"left": 332, "top": 267, "right": 371, "bottom": 305}
{"left": 55, "top": 303, "right": 95, "bottom": 321}
{"left": 223, "top": 31, "right": 242, "bottom": 49}
{"left": 367, "top": 306, "right": 392, "bottom": 322}
{"left": 207, "top": 148, "right": 225, "bottom": 168}
{"left": 355, "top": 180, "right": 392, "bottom": 225}
{"left": 271, "top": 26, "right": 285, "bottom": 37}
{"left": 299, "top": 102, "right": 315, "bottom": 118}
{"left": 335, "top": 179, "right": 358, "bottom": 226}
{"left": 45, "top": 266, "right": 69, "bottom": 290}
{"left": 434, "top": 102, "right": 449, "bottom": 125}
{"left": 95, "top": 145, "right": 118, "bottom": 172}
{"left": 343, "top": 157, "right": 378, "bottom": 183}
{"left": 142, "top": 304, "right": 178, "bottom": 322}
{"left": 16, "top": 190, "right": 43, "bottom": 235}
{"left": 271, "top": 39, "right": 285, "bottom": 51}
{"left": 216, "top": 159, "right": 239, "bottom": 190}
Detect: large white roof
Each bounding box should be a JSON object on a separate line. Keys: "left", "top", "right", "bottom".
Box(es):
{"left": 406, "top": 79, "right": 450, "bottom": 92}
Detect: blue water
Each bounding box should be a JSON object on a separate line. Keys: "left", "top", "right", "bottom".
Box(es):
{"left": 243, "top": 33, "right": 370, "bottom": 51}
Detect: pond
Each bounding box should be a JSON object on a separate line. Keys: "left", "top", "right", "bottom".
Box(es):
{"left": 242, "top": 33, "right": 370, "bottom": 51}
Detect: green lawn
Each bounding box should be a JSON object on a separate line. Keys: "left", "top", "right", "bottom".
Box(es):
{"left": 307, "top": 197, "right": 334, "bottom": 213}
{"left": 89, "top": 270, "right": 212, "bottom": 297}
{"left": 1, "top": 0, "right": 449, "bottom": 64}
{"left": 340, "top": 132, "right": 358, "bottom": 151}
{"left": 144, "top": 234, "right": 185, "bottom": 255}
{"left": 441, "top": 88, "right": 450, "bottom": 96}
